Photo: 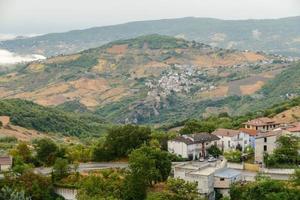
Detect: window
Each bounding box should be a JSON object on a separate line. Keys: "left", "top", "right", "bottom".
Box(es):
{"left": 228, "top": 141, "right": 231, "bottom": 147}
{"left": 264, "top": 137, "right": 267, "bottom": 143}
{"left": 264, "top": 145, "right": 267, "bottom": 152}
{"left": 220, "top": 178, "right": 225, "bottom": 181}
{"left": 244, "top": 140, "right": 247, "bottom": 144}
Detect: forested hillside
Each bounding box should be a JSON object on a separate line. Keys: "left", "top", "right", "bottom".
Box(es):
{"left": 0, "top": 99, "right": 108, "bottom": 137}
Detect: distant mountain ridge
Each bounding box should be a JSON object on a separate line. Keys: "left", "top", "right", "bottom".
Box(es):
{"left": 1, "top": 16, "right": 300, "bottom": 57}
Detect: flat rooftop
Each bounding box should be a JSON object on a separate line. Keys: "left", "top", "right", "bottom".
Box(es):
{"left": 215, "top": 168, "right": 241, "bottom": 178}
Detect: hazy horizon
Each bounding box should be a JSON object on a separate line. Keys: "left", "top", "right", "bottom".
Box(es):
{"left": 1, "top": 0, "right": 300, "bottom": 36}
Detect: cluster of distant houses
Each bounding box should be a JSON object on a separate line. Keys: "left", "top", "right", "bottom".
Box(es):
{"left": 167, "top": 117, "right": 300, "bottom": 199}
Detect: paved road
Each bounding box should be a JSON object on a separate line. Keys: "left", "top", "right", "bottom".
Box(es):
{"left": 34, "top": 162, "right": 129, "bottom": 175}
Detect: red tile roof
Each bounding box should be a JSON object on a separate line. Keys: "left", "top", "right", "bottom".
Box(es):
{"left": 212, "top": 128, "right": 240, "bottom": 137}
{"left": 0, "top": 156, "right": 12, "bottom": 165}
{"left": 243, "top": 117, "right": 279, "bottom": 126}
{"left": 239, "top": 128, "right": 258, "bottom": 136}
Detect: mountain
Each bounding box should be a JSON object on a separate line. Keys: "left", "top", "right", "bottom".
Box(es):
{"left": 0, "top": 35, "right": 295, "bottom": 124}
{"left": 1, "top": 16, "right": 300, "bottom": 57}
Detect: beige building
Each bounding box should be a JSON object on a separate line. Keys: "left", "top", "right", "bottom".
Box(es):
{"left": 214, "top": 168, "right": 241, "bottom": 197}
{"left": 0, "top": 156, "right": 12, "bottom": 172}
{"left": 243, "top": 117, "right": 280, "bottom": 131}
{"left": 254, "top": 130, "right": 285, "bottom": 163}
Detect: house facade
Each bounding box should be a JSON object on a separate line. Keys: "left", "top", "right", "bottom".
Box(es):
{"left": 212, "top": 128, "right": 250, "bottom": 152}
{"left": 168, "top": 133, "right": 220, "bottom": 160}
{"left": 254, "top": 130, "right": 286, "bottom": 163}
{"left": 214, "top": 168, "right": 241, "bottom": 197}
{"left": 239, "top": 128, "right": 258, "bottom": 148}
{"left": 243, "top": 117, "right": 280, "bottom": 131}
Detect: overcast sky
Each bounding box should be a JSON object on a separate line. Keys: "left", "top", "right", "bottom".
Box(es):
{"left": 0, "top": 0, "right": 300, "bottom": 35}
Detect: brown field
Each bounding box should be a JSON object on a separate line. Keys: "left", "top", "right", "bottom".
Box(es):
{"left": 198, "top": 86, "right": 229, "bottom": 99}
{"left": 0, "top": 124, "right": 43, "bottom": 141}
{"left": 240, "top": 81, "right": 265, "bottom": 95}
{"left": 274, "top": 106, "right": 300, "bottom": 123}
{"left": 132, "top": 61, "right": 169, "bottom": 78}
{"left": 193, "top": 52, "right": 266, "bottom": 68}
{"left": 107, "top": 44, "right": 128, "bottom": 54}
{"left": 27, "top": 63, "right": 45, "bottom": 72}
{"left": 44, "top": 54, "right": 81, "bottom": 64}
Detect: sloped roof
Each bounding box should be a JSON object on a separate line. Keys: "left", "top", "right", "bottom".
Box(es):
{"left": 256, "top": 130, "right": 283, "bottom": 139}
{"left": 191, "top": 132, "right": 220, "bottom": 143}
{"left": 239, "top": 128, "right": 258, "bottom": 136}
{"left": 0, "top": 156, "right": 12, "bottom": 165}
{"left": 212, "top": 128, "right": 240, "bottom": 137}
{"left": 243, "top": 117, "right": 279, "bottom": 126}
{"left": 286, "top": 122, "right": 300, "bottom": 132}
{"left": 171, "top": 133, "right": 219, "bottom": 144}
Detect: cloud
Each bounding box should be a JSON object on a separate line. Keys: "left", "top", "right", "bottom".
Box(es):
{"left": 0, "top": 49, "right": 46, "bottom": 64}
{"left": 0, "top": 34, "right": 17, "bottom": 41}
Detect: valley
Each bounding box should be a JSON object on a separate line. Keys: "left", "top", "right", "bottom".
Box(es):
{"left": 0, "top": 35, "right": 296, "bottom": 124}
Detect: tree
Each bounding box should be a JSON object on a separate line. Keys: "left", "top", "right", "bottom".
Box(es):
{"left": 230, "top": 179, "right": 300, "bottom": 200}
{"left": 291, "top": 169, "right": 300, "bottom": 186}
{"left": 264, "top": 135, "right": 300, "bottom": 167}
{"left": 3, "top": 171, "right": 55, "bottom": 200}
{"left": 128, "top": 146, "right": 171, "bottom": 186}
{"left": 52, "top": 158, "right": 70, "bottom": 182}
{"left": 77, "top": 169, "right": 125, "bottom": 200}
{"left": 147, "top": 178, "right": 204, "bottom": 200}
{"left": 33, "top": 138, "right": 59, "bottom": 166}
{"left": 207, "top": 145, "right": 222, "bottom": 158}
{"left": 272, "top": 135, "right": 300, "bottom": 165}
{"left": 10, "top": 142, "right": 32, "bottom": 163}
{"left": 0, "top": 186, "right": 30, "bottom": 200}
{"left": 224, "top": 150, "right": 242, "bottom": 163}
{"left": 179, "top": 119, "right": 216, "bottom": 135}
{"left": 93, "top": 125, "right": 151, "bottom": 161}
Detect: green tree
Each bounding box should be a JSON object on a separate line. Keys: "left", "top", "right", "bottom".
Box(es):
{"left": 207, "top": 145, "right": 222, "bottom": 158}
{"left": 224, "top": 150, "right": 242, "bottom": 163}
{"left": 264, "top": 135, "right": 300, "bottom": 167}
{"left": 93, "top": 125, "right": 151, "bottom": 161}
{"left": 128, "top": 146, "right": 171, "bottom": 186}
{"left": 272, "top": 135, "right": 300, "bottom": 164}
{"left": 33, "top": 138, "right": 59, "bottom": 166}
{"left": 77, "top": 169, "right": 125, "bottom": 200}
{"left": 291, "top": 169, "right": 300, "bottom": 186}
{"left": 52, "top": 158, "right": 70, "bottom": 182}
{"left": 0, "top": 186, "right": 30, "bottom": 200}
{"left": 147, "top": 178, "right": 204, "bottom": 200}
{"left": 10, "top": 142, "right": 32, "bottom": 163}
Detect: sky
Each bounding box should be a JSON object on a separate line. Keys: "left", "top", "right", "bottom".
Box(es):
{"left": 0, "top": 0, "right": 300, "bottom": 35}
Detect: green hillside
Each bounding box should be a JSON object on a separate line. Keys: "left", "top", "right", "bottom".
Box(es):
{"left": 0, "top": 99, "right": 109, "bottom": 137}
{"left": 1, "top": 16, "right": 300, "bottom": 56}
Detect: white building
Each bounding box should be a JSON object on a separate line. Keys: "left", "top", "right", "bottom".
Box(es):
{"left": 174, "top": 162, "right": 216, "bottom": 200}
{"left": 0, "top": 156, "right": 12, "bottom": 172}
{"left": 212, "top": 128, "right": 250, "bottom": 152}
{"left": 168, "top": 133, "right": 220, "bottom": 160}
